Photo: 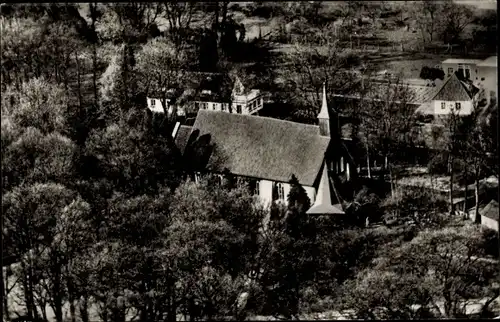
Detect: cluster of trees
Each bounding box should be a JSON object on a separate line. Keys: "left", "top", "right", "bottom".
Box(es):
{"left": 2, "top": 3, "right": 498, "bottom": 321}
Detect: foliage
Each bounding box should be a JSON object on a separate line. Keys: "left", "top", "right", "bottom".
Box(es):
{"left": 341, "top": 225, "right": 499, "bottom": 319}
{"left": 287, "top": 174, "right": 312, "bottom": 214}
{"left": 381, "top": 185, "right": 449, "bottom": 229}
{"left": 419, "top": 66, "right": 445, "bottom": 81}
{"left": 84, "top": 122, "right": 180, "bottom": 196}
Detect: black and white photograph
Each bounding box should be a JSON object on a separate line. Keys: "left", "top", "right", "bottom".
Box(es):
{"left": 1, "top": 1, "right": 499, "bottom": 321}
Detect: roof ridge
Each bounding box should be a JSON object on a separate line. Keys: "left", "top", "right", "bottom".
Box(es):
{"left": 197, "top": 109, "right": 321, "bottom": 130}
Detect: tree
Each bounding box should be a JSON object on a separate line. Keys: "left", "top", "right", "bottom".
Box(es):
{"left": 2, "top": 183, "right": 80, "bottom": 322}
{"left": 381, "top": 185, "right": 449, "bottom": 229}
{"left": 2, "top": 127, "right": 77, "bottom": 192}
{"left": 84, "top": 122, "right": 181, "bottom": 196}
{"left": 3, "top": 78, "right": 68, "bottom": 135}
{"left": 360, "top": 75, "right": 417, "bottom": 196}
{"left": 287, "top": 174, "right": 312, "bottom": 215}
{"left": 279, "top": 38, "right": 361, "bottom": 123}
{"left": 413, "top": 0, "right": 443, "bottom": 43}
{"left": 135, "top": 37, "right": 188, "bottom": 119}
{"left": 341, "top": 225, "right": 500, "bottom": 319}
{"left": 98, "top": 3, "right": 162, "bottom": 45}
{"left": 166, "top": 177, "right": 266, "bottom": 320}
{"left": 439, "top": 0, "right": 475, "bottom": 45}
{"left": 458, "top": 104, "right": 496, "bottom": 223}
{"left": 162, "top": 2, "right": 198, "bottom": 46}
{"left": 419, "top": 66, "right": 445, "bottom": 81}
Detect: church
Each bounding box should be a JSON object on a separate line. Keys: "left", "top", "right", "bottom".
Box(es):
{"left": 172, "top": 84, "right": 356, "bottom": 215}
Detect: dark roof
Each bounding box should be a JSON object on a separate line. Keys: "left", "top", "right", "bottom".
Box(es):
{"left": 432, "top": 73, "right": 474, "bottom": 101}
{"left": 173, "top": 125, "right": 192, "bottom": 153}
{"left": 481, "top": 200, "right": 499, "bottom": 221}
{"left": 185, "top": 110, "right": 330, "bottom": 186}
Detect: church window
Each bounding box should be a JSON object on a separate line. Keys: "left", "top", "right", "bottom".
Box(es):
{"left": 277, "top": 183, "right": 285, "bottom": 200}
{"left": 340, "top": 157, "right": 344, "bottom": 172}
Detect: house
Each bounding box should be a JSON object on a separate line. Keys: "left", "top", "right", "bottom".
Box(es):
{"left": 441, "top": 58, "right": 482, "bottom": 80}
{"left": 173, "top": 84, "right": 354, "bottom": 214}
{"left": 146, "top": 87, "right": 186, "bottom": 116}
{"left": 416, "top": 72, "right": 480, "bottom": 117}
{"left": 440, "top": 56, "right": 497, "bottom": 100}
{"left": 147, "top": 73, "right": 265, "bottom": 116}
{"left": 475, "top": 56, "right": 497, "bottom": 98}
{"left": 479, "top": 199, "right": 499, "bottom": 232}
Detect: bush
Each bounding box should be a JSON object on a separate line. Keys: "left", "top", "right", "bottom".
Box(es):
{"left": 481, "top": 227, "right": 499, "bottom": 258}
{"left": 420, "top": 66, "right": 445, "bottom": 81}
{"left": 428, "top": 152, "right": 449, "bottom": 175}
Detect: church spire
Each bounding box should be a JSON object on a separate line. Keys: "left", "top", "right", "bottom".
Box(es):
{"left": 318, "top": 82, "right": 331, "bottom": 137}
{"left": 307, "top": 161, "right": 344, "bottom": 215}
{"left": 318, "top": 82, "right": 330, "bottom": 119}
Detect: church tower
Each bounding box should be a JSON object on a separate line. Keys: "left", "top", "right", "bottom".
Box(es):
{"left": 318, "top": 82, "right": 339, "bottom": 138}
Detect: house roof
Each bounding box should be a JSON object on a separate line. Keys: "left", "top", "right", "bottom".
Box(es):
{"left": 307, "top": 162, "right": 344, "bottom": 215}
{"left": 477, "top": 56, "right": 497, "bottom": 67}
{"left": 481, "top": 199, "right": 499, "bottom": 221}
{"left": 182, "top": 110, "right": 330, "bottom": 186}
{"left": 441, "top": 58, "right": 482, "bottom": 65}
{"left": 432, "top": 73, "right": 474, "bottom": 101}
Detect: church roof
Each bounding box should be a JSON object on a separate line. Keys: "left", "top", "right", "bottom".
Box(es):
{"left": 173, "top": 125, "right": 192, "bottom": 154}
{"left": 432, "top": 73, "right": 474, "bottom": 101}
{"left": 177, "top": 110, "right": 330, "bottom": 186}
{"left": 307, "top": 162, "right": 344, "bottom": 215}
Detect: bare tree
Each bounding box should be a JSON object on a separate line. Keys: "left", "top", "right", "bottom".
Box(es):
{"left": 162, "top": 1, "right": 199, "bottom": 46}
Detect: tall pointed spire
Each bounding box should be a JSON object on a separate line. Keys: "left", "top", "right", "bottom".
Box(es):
{"left": 318, "top": 82, "right": 331, "bottom": 137}
{"left": 318, "top": 82, "right": 330, "bottom": 119}
{"left": 307, "top": 161, "right": 344, "bottom": 215}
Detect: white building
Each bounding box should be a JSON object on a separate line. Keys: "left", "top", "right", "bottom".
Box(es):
{"left": 173, "top": 84, "right": 354, "bottom": 214}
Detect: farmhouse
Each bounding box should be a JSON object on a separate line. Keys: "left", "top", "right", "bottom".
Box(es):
{"left": 146, "top": 73, "right": 265, "bottom": 116}
{"left": 173, "top": 84, "right": 355, "bottom": 214}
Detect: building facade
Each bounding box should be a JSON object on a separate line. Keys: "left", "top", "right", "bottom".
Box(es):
{"left": 173, "top": 84, "right": 353, "bottom": 214}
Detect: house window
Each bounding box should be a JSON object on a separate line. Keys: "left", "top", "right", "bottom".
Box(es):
{"left": 277, "top": 183, "right": 285, "bottom": 200}
{"left": 441, "top": 102, "right": 446, "bottom": 109}
{"left": 448, "top": 68, "right": 453, "bottom": 75}
{"left": 237, "top": 105, "right": 242, "bottom": 114}
{"left": 254, "top": 180, "right": 260, "bottom": 196}
{"left": 150, "top": 99, "right": 156, "bottom": 106}
{"left": 455, "top": 102, "right": 461, "bottom": 110}
{"left": 465, "top": 68, "right": 470, "bottom": 79}
{"left": 481, "top": 77, "right": 485, "bottom": 81}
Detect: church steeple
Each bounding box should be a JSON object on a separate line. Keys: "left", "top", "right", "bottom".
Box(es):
{"left": 307, "top": 161, "right": 344, "bottom": 215}
{"left": 318, "top": 82, "right": 330, "bottom": 137}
